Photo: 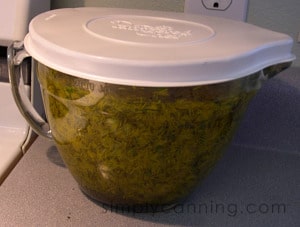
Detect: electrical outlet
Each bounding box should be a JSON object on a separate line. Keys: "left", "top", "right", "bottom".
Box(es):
{"left": 184, "top": 0, "right": 248, "bottom": 21}
{"left": 202, "top": 0, "right": 232, "bottom": 11}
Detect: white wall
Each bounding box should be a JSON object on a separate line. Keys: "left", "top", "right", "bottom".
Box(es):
{"left": 247, "top": 0, "right": 299, "bottom": 67}
{"left": 50, "top": 0, "right": 299, "bottom": 67}
{"left": 51, "top": 0, "right": 184, "bottom": 12}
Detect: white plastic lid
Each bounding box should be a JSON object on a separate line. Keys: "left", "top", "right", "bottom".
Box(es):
{"left": 24, "top": 7, "right": 295, "bottom": 87}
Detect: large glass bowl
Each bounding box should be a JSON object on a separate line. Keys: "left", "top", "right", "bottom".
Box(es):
{"left": 29, "top": 62, "right": 287, "bottom": 210}
{"left": 9, "top": 7, "right": 295, "bottom": 212}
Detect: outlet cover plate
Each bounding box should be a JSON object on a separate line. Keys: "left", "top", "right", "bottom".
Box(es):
{"left": 185, "top": 0, "right": 248, "bottom": 21}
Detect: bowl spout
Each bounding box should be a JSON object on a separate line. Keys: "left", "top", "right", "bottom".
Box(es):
{"left": 262, "top": 62, "right": 293, "bottom": 80}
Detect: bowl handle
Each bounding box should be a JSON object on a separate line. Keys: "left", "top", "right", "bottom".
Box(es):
{"left": 8, "top": 41, "right": 52, "bottom": 139}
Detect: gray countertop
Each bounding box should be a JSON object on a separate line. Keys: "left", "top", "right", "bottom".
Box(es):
{"left": 0, "top": 68, "right": 299, "bottom": 227}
